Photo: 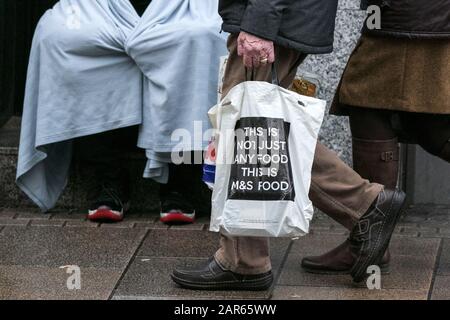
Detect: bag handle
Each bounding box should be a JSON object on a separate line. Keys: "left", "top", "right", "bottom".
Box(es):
{"left": 271, "top": 61, "right": 280, "bottom": 86}
{"left": 245, "top": 61, "right": 280, "bottom": 86}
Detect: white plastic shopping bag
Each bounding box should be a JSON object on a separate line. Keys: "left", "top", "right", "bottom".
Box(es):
{"left": 209, "top": 76, "right": 327, "bottom": 238}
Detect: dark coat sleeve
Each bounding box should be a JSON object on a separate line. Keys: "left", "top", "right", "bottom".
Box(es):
{"left": 239, "top": 0, "right": 295, "bottom": 41}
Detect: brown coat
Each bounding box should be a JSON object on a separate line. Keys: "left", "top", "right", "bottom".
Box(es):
{"left": 331, "top": 35, "right": 450, "bottom": 115}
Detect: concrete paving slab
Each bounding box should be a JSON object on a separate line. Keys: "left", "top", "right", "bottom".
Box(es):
{"left": 430, "top": 276, "right": 450, "bottom": 300}
{"left": 113, "top": 233, "right": 291, "bottom": 300}
{"left": 0, "top": 218, "right": 29, "bottom": 227}
{"left": 99, "top": 222, "right": 137, "bottom": 229}
{"left": 15, "top": 211, "right": 50, "bottom": 220}
{"left": 112, "top": 257, "right": 272, "bottom": 300}
{"left": 0, "top": 226, "right": 146, "bottom": 268}
{"left": 134, "top": 222, "right": 168, "bottom": 230}
{"left": 169, "top": 224, "right": 206, "bottom": 231}
{"left": 137, "top": 229, "right": 221, "bottom": 258}
{"left": 0, "top": 206, "right": 447, "bottom": 300}
{"left": 49, "top": 212, "right": 88, "bottom": 221}
{"left": 0, "top": 209, "right": 19, "bottom": 219}
{"left": 64, "top": 221, "right": 99, "bottom": 228}
{"left": 29, "top": 220, "right": 65, "bottom": 227}
{"left": 137, "top": 229, "right": 291, "bottom": 263}
{"left": 0, "top": 265, "right": 121, "bottom": 300}
{"left": 437, "top": 239, "right": 450, "bottom": 275}
{"left": 278, "top": 235, "right": 439, "bottom": 291}
{"left": 272, "top": 286, "right": 428, "bottom": 300}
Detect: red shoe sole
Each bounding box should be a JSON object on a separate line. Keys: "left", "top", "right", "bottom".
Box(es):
{"left": 160, "top": 212, "right": 195, "bottom": 224}
{"left": 88, "top": 209, "right": 124, "bottom": 222}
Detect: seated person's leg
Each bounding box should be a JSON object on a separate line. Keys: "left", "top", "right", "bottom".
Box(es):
{"left": 17, "top": 2, "right": 142, "bottom": 213}
{"left": 124, "top": 3, "right": 225, "bottom": 225}
{"left": 74, "top": 126, "right": 139, "bottom": 222}
{"left": 159, "top": 152, "right": 203, "bottom": 224}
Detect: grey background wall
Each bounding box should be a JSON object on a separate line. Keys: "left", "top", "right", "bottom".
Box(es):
{"left": 301, "top": 0, "right": 365, "bottom": 164}
{"left": 406, "top": 146, "right": 450, "bottom": 205}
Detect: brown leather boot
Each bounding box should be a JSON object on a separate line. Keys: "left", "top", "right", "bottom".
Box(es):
{"left": 352, "top": 137, "right": 400, "bottom": 189}
{"left": 352, "top": 137, "right": 400, "bottom": 264}
{"left": 302, "top": 138, "right": 399, "bottom": 275}
{"left": 301, "top": 239, "right": 390, "bottom": 275}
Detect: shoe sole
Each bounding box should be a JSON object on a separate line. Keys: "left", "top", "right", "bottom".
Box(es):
{"left": 160, "top": 212, "right": 195, "bottom": 225}
{"left": 170, "top": 274, "right": 273, "bottom": 291}
{"left": 88, "top": 209, "right": 124, "bottom": 222}
{"left": 302, "top": 263, "right": 390, "bottom": 275}
{"left": 351, "top": 190, "right": 406, "bottom": 283}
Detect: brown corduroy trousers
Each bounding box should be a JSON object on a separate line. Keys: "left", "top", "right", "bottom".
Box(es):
{"left": 214, "top": 35, "right": 383, "bottom": 275}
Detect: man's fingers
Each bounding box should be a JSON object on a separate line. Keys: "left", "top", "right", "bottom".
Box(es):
{"left": 243, "top": 54, "right": 254, "bottom": 69}
{"left": 261, "top": 46, "right": 275, "bottom": 64}
{"left": 242, "top": 43, "right": 258, "bottom": 68}
{"left": 252, "top": 56, "right": 261, "bottom": 68}
{"left": 237, "top": 41, "right": 244, "bottom": 57}
{"left": 243, "top": 44, "right": 263, "bottom": 68}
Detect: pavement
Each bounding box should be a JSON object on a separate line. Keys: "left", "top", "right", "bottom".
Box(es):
{"left": 0, "top": 205, "right": 449, "bottom": 300}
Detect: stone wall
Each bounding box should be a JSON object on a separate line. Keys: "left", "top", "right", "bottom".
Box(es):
{"left": 301, "top": 0, "right": 365, "bottom": 164}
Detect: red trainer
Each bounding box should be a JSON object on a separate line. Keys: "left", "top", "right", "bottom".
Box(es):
{"left": 160, "top": 210, "right": 196, "bottom": 224}
{"left": 88, "top": 206, "right": 124, "bottom": 222}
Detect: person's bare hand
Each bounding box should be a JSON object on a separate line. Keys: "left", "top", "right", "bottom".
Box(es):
{"left": 237, "top": 31, "right": 275, "bottom": 68}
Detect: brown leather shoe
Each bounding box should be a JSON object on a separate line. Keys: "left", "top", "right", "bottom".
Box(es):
{"left": 172, "top": 257, "right": 273, "bottom": 291}
{"left": 350, "top": 188, "right": 406, "bottom": 282}
{"left": 301, "top": 239, "right": 390, "bottom": 275}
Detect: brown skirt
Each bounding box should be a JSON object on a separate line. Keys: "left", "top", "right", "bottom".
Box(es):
{"left": 331, "top": 35, "right": 450, "bottom": 115}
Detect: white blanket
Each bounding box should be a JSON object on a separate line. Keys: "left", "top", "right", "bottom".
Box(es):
{"left": 17, "top": 0, "right": 227, "bottom": 211}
